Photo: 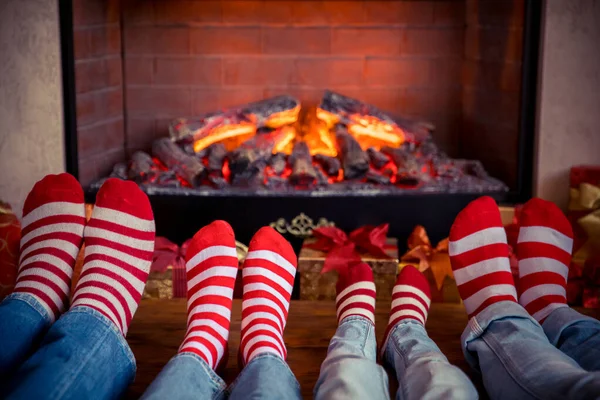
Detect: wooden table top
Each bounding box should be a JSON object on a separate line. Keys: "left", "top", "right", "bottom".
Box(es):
{"left": 126, "top": 300, "right": 599, "bottom": 399}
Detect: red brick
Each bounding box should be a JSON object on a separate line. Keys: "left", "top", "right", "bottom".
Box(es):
{"left": 77, "top": 118, "right": 125, "bottom": 159}
{"left": 191, "top": 27, "right": 261, "bottom": 55}
{"left": 154, "top": 58, "right": 222, "bottom": 86}
{"left": 350, "top": 88, "right": 404, "bottom": 113}
{"left": 155, "top": 118, "right": 175, "bottom": 138}
{"left": 264, "top": 87, "right": 323, "bottom": 107}
{"left": 295, "top": 58, "right": 364, "bottom": 87}
{"left": 221, "top": 1, "right": 263, "bottom": 24}
{"left": 121, "top": 0, "right": 155, "bottom": 25}
{"left": 73, "top": 0, "right": 120, "bottom": 27}
{"left": 332, "top": 28, "right": 401, "bottom": 56}
{"left": 291, "top": 1, "right": 365, "bottom": 26}
{"left": 399, "top": 88, "right": 431, "bottom": 118}
{"left": 365, "top": 58, "right": 429, "bottom": 87}
{"left": 223, "top": 57, "right": 296, "bottom": 86}
{"left": 262, "top": 27, "right": 331, "bottom": 55}
{"left": 75, "top": 58, "right": 122, "bottom": 94}
{"left": 363, "top": 1, "right": 433, "bottom": 25}
{"left": 429, "top": 58, "right": 462, "bottom": 88}
{"left": 465, "top": 27, "right": 523, "bottom": 63}
{"left": 78, "top": 148, "right": 126, "bottom": 187}
{"left": 191, "top": 88, "right": 222, "bottom": 114}
{"left": 76, "top": 88, "right": 123, "bottom": 126}
{"left": 125, "top": 27, "right": 190, "bottom": 55}
{"left": 126, "top": 87, "right": 192, "bottom": 116}
{"left": 433, "top": 1, "right": 466, "bottom": 26}
{"left": 217, "top": 88, "right": 266, "bottom": 110}
{"left": 154, "top": 0, "right": 222, "bottom": 24}
{"left": 402, "top": 28, "right": 464, "bottom": 57}
{"left": 463, "top": 60, "right": 521, "bottom": 92}
{"left": 74, "top": 25, "right": 121, "bottom": 60}
{"left": 462, "top": 88, "right": 519, "bottom": 128}
{"left": 477, "top": 0, "right": 525, "bottom": 28}
{"left": 126, "top": 117, "right": 157, "bottom": 151}
{"left": 124, "top": 57, "right": 153, "bottom": 85}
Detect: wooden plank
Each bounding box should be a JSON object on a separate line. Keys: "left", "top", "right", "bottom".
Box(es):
{"left": 125, "top": 300, "right": 600, "bottom": 399}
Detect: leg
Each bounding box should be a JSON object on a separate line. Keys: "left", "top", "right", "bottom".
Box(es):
{"left": 382, "top": 266, "right": 477, "bottom": 400}
{"left": 450, "top": 197, "right": 600, "bottom": 399}
{"left": 0, "top": 173, "right": 85, "bottom": 375}
{"left": 517, "top": 198, "right": 600, "bottom": 371}
{"left": 142, "top": 221, "right": 238, "bottom": 400}
{"left": 4, "top": 178, "right": 155, "bottom": 399}
{"left": 314, "top": 262, "right": 389, "bottom": 400}
{"left": 235, "top": 227, "right": 301, "bottom": 399}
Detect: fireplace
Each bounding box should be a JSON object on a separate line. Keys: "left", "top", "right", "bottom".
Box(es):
{"left": 60, "top": 0, "right": 539, "bottom": 256}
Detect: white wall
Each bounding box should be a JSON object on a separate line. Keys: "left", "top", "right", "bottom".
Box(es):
{"left": 0, "top": 0, "right": 65, "bottom": 217}
{"left": 535, "top": 0, "right": 600, "bottom": 208}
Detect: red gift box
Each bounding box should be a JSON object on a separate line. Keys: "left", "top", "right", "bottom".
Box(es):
{"left": 0, "top": 202, "right": 21, "bottom": 300}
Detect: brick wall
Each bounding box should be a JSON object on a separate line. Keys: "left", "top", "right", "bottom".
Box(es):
{"left": 462, "top": 0, "right": 524, "bottom": 188}
{"left": 73, "top": 0, "right": 125, "bottom": 186}
{"left": 122, "top": 0, "right": 466, "bottom": 157}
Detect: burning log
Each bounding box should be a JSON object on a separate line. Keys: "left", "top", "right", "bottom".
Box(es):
{"left": 289, "top": 142, "right": 317, "bottom": 187}
{"left": 314, "top": 154, "right": 341, "bottom": 177}
{"left": 169, "top": 95, "right": 300, "bottom": 154}
{"left": 367, "top": 147, "right": 390, "bottom": 169}
{"left": 365, "top": 170, "right": 391, "bottom": 185}
{"left": 269, "top": 152, "right": 288, "bottom": 176}
{"left": 110, "top": 163, "right": 128, "bottom": 180}
{"left": 336, "top": 132, "right": 370, "bottom": 180}
{"left": 152, "top": 138, "right": 205, "bottom": 187}
{"left": 206, "top": 143, "right": 227, "bottom": 175}
{"left": 128, "top": 151, "right": 156, "bottom": 183}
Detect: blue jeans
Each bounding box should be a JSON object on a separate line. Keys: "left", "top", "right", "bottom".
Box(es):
{"left": 142, "top": 352, "right": 302, "bottom": 399}
{"left": 462, "top": 301, "right": 600, "bottom": 400}
{"left": 0, "top": 293, "right": 136, "bottom": 400}
{"left": 314, "top": 316, "right": 477, "bottom": 400}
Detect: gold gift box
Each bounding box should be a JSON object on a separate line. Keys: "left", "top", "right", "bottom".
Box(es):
{"left": 298, "top": 238, "right": 399, "bottom": 300}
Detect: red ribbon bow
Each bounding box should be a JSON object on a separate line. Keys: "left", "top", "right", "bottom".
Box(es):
{"left": 306, "top": 224, "right": 391, "bottom": 274}
{"left": 151, "top": 237, "right": 190, "bottom": 273}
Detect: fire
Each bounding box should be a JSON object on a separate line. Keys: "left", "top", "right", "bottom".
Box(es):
{"left": 272, "top": 125, "right": 296, "bottom": 154}
{"left": 264, "top": 104, "right": 301, "bottom": 128}
{"left": 347, "top": 114, "right": 405, "bottom": 150}
{"left": 192, "top": 123, "right": 256, "bottom": 153}
{"left": 301, "top": 107, "right": 337, "bottom": 157}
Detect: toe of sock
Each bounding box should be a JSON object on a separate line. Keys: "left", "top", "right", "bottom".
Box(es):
{"left": 336, "top": 262, "right": 373, "bottom": 294}
{"left": 521, "top": 198, "right": 573, "bottom": 237}
{"left": 396, "top": 265, "right": 431, "bottom": 298}
{"left": 450, "top": 196, "right": 503, "bottom": 241}
{"left": 186, "top": 220, "right": 236, "bottom": 262}
{"left": 23, "top": 173, "right": 83, "bottom": 216}
{"left": 95, "top": 178, "right": 153, "bottom": 221}
{"left": 249, "top": 226, "right": 296, "bottom": 267}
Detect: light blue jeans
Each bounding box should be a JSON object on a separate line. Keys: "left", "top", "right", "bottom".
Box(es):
{"left": 314, "top": 315, "right": 477, "bottom": 400}
{"left": 0, "top": 293, "right": 136, "bottom": 399}
{"left": 141, "top": 352, "right": 302, "bottom": 399}
{"left": 462, "top": 301, "right": 600, "bottom": 400}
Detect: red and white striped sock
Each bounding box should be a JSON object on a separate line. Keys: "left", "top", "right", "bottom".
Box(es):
{"left": 13, "top": 173, "right": 85, "bottom": 322}
{"left": 335, "top": 262, "right": 376, "bottom": 325}
{"left": 517, "top": 198, "right": 573, "bottom": 322}
{"left": 449, "top": 196, "right": 518, "bottom": 319}
{"left": 240, "top": 227, "right": 297, "bottom": 365}
{"left": 381, "top": 265, "right": 431, "bottom": 353}
{"left": 71, "top": 178, "right": 155, "bottom": 336}
{"left": 178, "top": 220, "right": 238, "bottom": 370}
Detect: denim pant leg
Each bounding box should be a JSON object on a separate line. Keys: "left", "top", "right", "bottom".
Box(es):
{"left": 229, "top": 353, "right": 302, "bottom": 400}
{"left": 314, "top": 316, "right": 389, "bottom": 400}
{"left": 4, "top": 306, "right": 136, "bottom": 400}
{"left": 0, "top": 293, "right": 52, "bottom": 377}
{"left": 383, "top": 320, "right": 478, "bottom": 400}
{"left": 543, "top": 306, "right": 600, "bottom": 371}
{"left": 141, "top": 352, "right": 227, "bottom": 400}
{"left": 462, "top": 301, "right": 600, "bottom": 400}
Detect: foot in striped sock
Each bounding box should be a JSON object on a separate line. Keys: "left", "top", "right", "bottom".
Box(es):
{"left": 381, "top": 265, "right": 431, "bottom": 354}
{"left": 335, "top": 262, "right": 376, "bottom": 325}
{"left": 13, "top": 173, "right": 85, "bottom": 322}
{"left": 71, "top": 178, "right": 155, "bottom": 336}
{"left": 517, "top": 198, "right": 573, "bottom": 323}
{"left": 449, "top": 196, "right": 518, "bottom": 319}
{"left": 240, "top": 227, "right": 297, "bottom": 366}
{"left": 178, "top": 220, "right": 238, "bottom": 371}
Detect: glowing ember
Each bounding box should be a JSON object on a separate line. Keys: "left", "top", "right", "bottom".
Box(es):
{"left": 192, "top": 123, "right": 256, "bottom": 153}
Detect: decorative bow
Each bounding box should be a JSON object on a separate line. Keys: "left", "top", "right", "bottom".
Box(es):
{"left": 400, "top": 225, "right": 453, "bottom": 290}
{"left": 306, "top": 224, "right": 391, "bottom": 274}
{"left": 572, "top": 183, "right": 600, "bottom": 264}
{"left": 151, "top": 237, "right": 190, "bottom": 273}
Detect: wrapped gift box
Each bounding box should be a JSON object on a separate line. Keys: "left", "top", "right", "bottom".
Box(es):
{"left": 298, "top": 237, "right": 398, "bottom": 300}
{"left": 0, "top": 202, "right": 20, "bottom": 301}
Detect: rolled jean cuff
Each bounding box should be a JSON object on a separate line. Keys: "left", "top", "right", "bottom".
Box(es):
{"left": 232, "top": 353, "right": 300, "bottom": 391}
{"left": 542, "top": 306, "right": 598, "bottom": 346}
{"left": 177, "top": 352, "right": 227, "bottom": 390}
{"left": 68, "top": 305, "right": 137, "bottom": 372}
{"left": 5, "top": 292, "right": 53, "bottom": 325}
{"left": 461, "top": 301, "right": 536, "bottom": 368}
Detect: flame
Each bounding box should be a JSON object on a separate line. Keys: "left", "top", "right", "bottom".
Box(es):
{"left": 302, "top": 107, "right": 337, "bottom": 157}
{"left": 193, "top": 123, "right": 256, "bottom": 153}
{"left": 272, "top": 125, "right": 296, "bottom": 154}
{"left": 265, "top": 105, "right": 301, "bottom": 128}
{"left": 347, "top": 114, "right": 405, "bottom": 150}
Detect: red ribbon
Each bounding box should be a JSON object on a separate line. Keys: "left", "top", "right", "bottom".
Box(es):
{"left": 306, "top": 224, "right": 391, "bottom": 274}
{"left": 151, "top": 237, "right": 190, "bottom": 273}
